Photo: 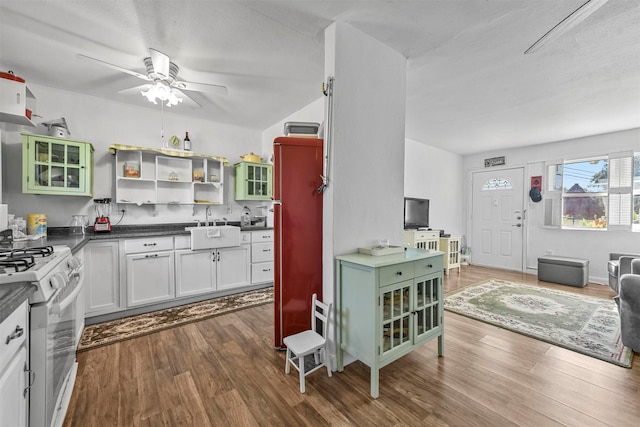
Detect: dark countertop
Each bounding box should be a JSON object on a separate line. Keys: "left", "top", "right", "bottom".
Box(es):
{"left": 0, "top": 222, "right": 273, "bottom": 316}
{"left": 0, "top": 282, "right": 36, "bottom": 323}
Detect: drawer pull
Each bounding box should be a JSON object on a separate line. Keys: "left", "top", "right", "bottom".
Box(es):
{"left": 145, "top": 254, "right": 159, "bottom": 258}
{"left": 143, "top": 243, "right": 157, "bottom": 247}
{"left": 262, "top": 268, "right": 271, "bottom": 272}
{"left": 396, "top": 272, "right": 403, "bottom": 276}
{"left": 262, "top": 249, "right": 271, "bottom": 252}
{"left": 427, "top": 264, "right": 433, "bottom": 268}
{"left": 5, "top": 325, "right": 24, "bottom": 344}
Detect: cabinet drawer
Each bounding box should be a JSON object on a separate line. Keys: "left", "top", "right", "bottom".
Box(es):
{"left": 251, "top": 230, "right": 274, "bottom": 242}
{"left": 125, "top": 236, "right": 174, "bottom": 254}
{"left": 379, "top": 262, "right": 414, "bottom": 286}
{"left": 252, "top": 242, "right": 274, "bottom": 263}
{"left": 415, "top": 231, "right": 439, "bottom": 240}
{"left": 1, "top": 300, "right": 28, "bottom": 369}
{"left": 251, "top": 262, "right": 274, "bottom": 284}
{"left": 174, "top": 235, "right": 190, "bottom": 250}
{"left": 414, "top": 257, "right": 443, "bottom": 277}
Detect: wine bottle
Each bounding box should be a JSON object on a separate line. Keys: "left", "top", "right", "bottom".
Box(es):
{"left": 184, "top": 132, "right": 191, "bottom": 151}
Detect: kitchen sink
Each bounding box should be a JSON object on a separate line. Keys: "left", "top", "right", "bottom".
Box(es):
{"left": 185, "top": 225, "right": 241, "bottom": 250}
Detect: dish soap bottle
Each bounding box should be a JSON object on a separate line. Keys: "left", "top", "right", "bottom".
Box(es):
{"left": 241, "top": 206, "right": 251, "bottom": 227}
{"left": 184, "top": 132, "right": 191, "bottom": 151}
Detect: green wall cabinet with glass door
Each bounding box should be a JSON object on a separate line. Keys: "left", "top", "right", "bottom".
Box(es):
{"left": 22, "top": 133, "right": 94, "bottom": 196}
{"left": 234, "top": 161, "right": 272, "bottom": 200}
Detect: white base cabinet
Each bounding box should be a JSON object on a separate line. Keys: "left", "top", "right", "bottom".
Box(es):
{"left": 175, "top": 245, "right": 250, "bottom": 295}
{"left": 126, "top": 250, "right": 175, "bottom": 307}
{"left": 84, "top": 241, "right": 122, "bottom": 316}
{"left": 250, "top": 230, "right": 274, "bottom": 284}
{"left": 403, "top": 230, "right": 440, "bottom": 251}
{"left": 0, "top": 301, "right": 29, "bottom": 427}
{"left": 439, "top": 237, "right": 461, "bottom": 275}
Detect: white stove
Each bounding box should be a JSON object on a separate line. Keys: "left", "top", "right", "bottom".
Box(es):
{"left": 0, "top": 245, "right": 76, "bottom": 303}
{"left": 0, "top": 244, "right": 84, "bottom": 427}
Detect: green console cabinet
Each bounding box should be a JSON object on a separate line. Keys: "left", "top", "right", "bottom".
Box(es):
{"left": 336, "top": 248, "right": 444, "bottom": 398}
{"left": 22, "top": 133, "right": 94, "bottom": 196}
{"left": 234, "top": 161, "right": 272, "bottom": 200}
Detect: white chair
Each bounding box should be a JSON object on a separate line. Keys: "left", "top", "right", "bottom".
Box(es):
{"left": 283, "top": 293, "right": 332, "bottom": 393}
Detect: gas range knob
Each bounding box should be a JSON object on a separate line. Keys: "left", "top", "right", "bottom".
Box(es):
{"left": 50, "top": 272, "right": 68, "bottom": 290}
{"left": 67, "top": 257, "right": 81, "bottom": 270}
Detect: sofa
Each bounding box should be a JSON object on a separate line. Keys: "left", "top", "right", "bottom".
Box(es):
{"left": 608, "top": 253, "right": 640, "bottom": 293}
{"left": 617, "top": 258, "right": 640, "bottom": 351}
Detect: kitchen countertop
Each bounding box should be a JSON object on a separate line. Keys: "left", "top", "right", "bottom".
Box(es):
{"left": 0, "top": 223, "right": 273, "bottom": 317}
{"left": 0, "top": 282, "right": 37, "bottom": 323}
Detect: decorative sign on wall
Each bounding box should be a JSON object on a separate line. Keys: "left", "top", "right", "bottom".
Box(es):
{"left": 484, "top": 156, "right": 505, "bottom": 167}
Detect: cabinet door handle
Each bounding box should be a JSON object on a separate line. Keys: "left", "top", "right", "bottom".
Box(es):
{"left": 143, "top": 243, "right": 157, "bottom": 247}
{"left": 23, "top": 363, "right": 35, "bottom": 398}
{"left": 5, "top": 325, "right": 24, "bottom": 344}
{"left": 144, "top": 254, "right": 158, "bottom": 258}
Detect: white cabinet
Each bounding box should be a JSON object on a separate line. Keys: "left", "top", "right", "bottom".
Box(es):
{"left": 439, "top": 237, "right": 461, "bottom": 275}
{"left": 250, "top": 230, "right": 274, "bottom": 284}
{"left": 0, "top": 300, "right": 29, "bottom": 427}
{"left": 218, "top": 245, "right": 251, "bottom": 290}
{"left": 403, "top": 230, "right": 440, "bottom": 251}
{"left": 175, "top": 249, "right": 216, "bottom": 297}
{"left": 0, "top": 77, "right": 36, "bottom": 127}
{"left": 176, "top": 245, "right": 250, "bottom": 294}
{"left": 125, "top": 237, "right": 175, "bottom": 307}
{"left": 84, "top": 241, "right": 123, "bottom": 316}
{"left": 111, "top": 145, "right": 227, "bottom": 205}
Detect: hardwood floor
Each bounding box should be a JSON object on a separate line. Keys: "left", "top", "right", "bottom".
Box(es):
{"left": 64, "top": 265, "right": 639, "bottom": 426}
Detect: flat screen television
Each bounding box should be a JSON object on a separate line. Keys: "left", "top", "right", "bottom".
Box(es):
{"left": 404, "top": 197, "right": 430, "bottom": 230}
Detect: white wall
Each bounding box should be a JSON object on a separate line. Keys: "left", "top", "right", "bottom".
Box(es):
{"left": 323, "top": 22, "right": 406, "bottom": 363}
{"left": 2, "top": 84, "right": 266, "bottom": 227}
{"left": 462, "top": 127, "right": 640, "bottom": 283}
{"left": 405, "top": 138, "right": 463, "bottom": 238}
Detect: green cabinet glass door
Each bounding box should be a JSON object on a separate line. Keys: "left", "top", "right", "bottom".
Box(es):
{"left": 234, "top": 161, "right": 273, "bottom": 200}
{"left": 22, "top": 133, "right": 94, "bottom": 196}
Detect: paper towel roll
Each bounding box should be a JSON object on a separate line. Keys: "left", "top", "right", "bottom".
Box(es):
{"left": 0, "top": 205, "right": 7, "bottom": 231}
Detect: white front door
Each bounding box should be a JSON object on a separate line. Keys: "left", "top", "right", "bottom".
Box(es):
{"left": 471, "top": 167, "right": 524, "bottom": 271}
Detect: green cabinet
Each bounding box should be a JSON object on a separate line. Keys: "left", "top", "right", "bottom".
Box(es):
{"left": 336, "top": 248, "right": 444, "bottom": 398}
{"left": 22, "top": 133, "right": 93, "bottom": 196}
{"left": 234, "top": 161, "right": 272, "bottom": 200}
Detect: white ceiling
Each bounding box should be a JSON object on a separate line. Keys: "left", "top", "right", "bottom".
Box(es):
{"left": 1, "top": 0, "right": 639, "bottom": 155}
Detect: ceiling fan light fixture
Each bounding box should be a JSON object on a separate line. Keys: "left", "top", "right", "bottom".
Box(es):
{"left": 141, "top": 81, "right": 183, "bottom": 107}
{"left": 524, "top": 0, "right": 609, "bottom": 54}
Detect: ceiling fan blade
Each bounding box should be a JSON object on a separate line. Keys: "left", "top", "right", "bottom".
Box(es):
{"left": 117, "top": 84, "right": 152, "bottom": 95}
{"left": 172, "top": 89, "right": 202, "bottom": 108}
{"left": 173, "top": 80, "right": 228, "bottom": 96}
{"left": 77, "top": 54, "right": 150, "bottom": 81}
{"left": 149, "top": 48, "right": 170, "bottom": 80}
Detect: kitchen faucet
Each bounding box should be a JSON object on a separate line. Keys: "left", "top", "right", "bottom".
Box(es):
{"left": 205, "top": 206, "right": 212, "bottom": 226}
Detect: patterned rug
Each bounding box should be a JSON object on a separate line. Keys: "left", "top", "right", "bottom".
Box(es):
{"left": 444, "top": 280, "right": 633, "bottom": 367}
{"left": 78, "top": 287, "right": 273, "bottom": 352}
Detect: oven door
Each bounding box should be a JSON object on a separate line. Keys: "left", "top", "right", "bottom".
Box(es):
{"left": 30, "top": 274, "right": 83, "bottom": 427}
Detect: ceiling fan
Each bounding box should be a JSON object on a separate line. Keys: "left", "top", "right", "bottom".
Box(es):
{"left": 77, "top": 48, "right": 228, "bottom": 107}
{"left": 524, "top": 0, "right": 609, "bottom": 54}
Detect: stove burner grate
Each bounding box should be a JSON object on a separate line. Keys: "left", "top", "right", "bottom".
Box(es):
{"left": 0, "top": 246, "right": 54, "bottom": 259}
{"left": 0, "top": 254, "right": 36, "bottom": 272}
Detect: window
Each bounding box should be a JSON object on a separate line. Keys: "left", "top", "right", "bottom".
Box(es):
{"left": 561, "top": 157, "right": 608, "bottom": 229}
{"left": 481, "top": 177, "right": 512, "bottom": 191}
{"left": 634, "top": 153, "right": 640, "bottom": 230}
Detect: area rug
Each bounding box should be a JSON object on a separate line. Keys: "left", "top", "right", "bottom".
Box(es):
{"left": 444, "top": 280, "right": 633, "bottom": 367}
{"left": 78, "top": 287, "right": 273, "bottom": 352}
